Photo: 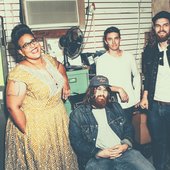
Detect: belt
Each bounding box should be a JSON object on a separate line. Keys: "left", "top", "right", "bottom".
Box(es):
{"left": 155, "top": 100, "right": 170, "bottom": 106}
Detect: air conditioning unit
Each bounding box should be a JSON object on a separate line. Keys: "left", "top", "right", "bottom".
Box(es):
{"left": 21, "top": 0, "right": 80, "bottom": 30}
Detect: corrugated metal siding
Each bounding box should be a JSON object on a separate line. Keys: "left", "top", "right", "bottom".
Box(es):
{"left": 0, "top": 0, "right": 20, "bottom": 70}
{"left": 82, "top": 0, "right": 152, "bottom": 71}
{"left": 0, "top": 0, "right": 152, "bottom": 72}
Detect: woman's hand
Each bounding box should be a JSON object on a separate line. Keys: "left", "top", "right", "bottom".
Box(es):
{"left": 62, "top": 81, "right": 70, "bottom": 100}
{"left": 56, "top": 60, "right": 71, "bottom": 100}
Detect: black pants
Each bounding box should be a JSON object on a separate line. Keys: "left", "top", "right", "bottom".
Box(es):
{"left": 148, "top": 101, "right": 170, "bottom": 170}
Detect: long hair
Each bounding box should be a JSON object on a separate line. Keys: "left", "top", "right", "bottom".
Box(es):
{"left": 83, "top": 86, "right": 112, "bottom": 107}
{"left": 147, "top": 28, "right": 158, "bottom": 47}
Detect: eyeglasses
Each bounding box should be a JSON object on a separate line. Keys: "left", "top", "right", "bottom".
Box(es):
{"left": 20, "top": 38, "right": 38, "bottom": 49}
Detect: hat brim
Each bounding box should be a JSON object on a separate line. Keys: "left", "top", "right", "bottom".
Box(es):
{"left": 152, "top": 11, "right": 170, "bottom": 24}
{"left": 91, "top": 84, "right": 111, "bottom": 87}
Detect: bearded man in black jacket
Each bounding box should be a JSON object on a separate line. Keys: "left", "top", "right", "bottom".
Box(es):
{"left": 69, "top": 75, "right": 155, "bottom": 170}
{"left": 140, "top": 11, "right": 170, "bottom": 170}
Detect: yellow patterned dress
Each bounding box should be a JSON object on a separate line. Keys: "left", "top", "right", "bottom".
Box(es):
{"left": 5, "top": 55, "right": 78, "bottom": 170}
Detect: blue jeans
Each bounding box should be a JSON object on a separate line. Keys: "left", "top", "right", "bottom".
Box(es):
{"left": 148, "top": 101, "right": 170, "bottom": 170}
{"left": 85, "top": 149, "right": 155, "bottom": 170}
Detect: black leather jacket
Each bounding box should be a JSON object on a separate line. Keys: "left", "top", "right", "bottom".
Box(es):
{"left": 69, "top": 102, "right": 134, "bottom": 169}
{"left": 142, "top": 44, "right": 170, "bottom": 108}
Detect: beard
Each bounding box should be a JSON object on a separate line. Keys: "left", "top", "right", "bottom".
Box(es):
{"left": 157, "top": 31, "right": 170, "bottom": 42}
{"left": 92, "top": 95, "right": 107, "bottom": 109}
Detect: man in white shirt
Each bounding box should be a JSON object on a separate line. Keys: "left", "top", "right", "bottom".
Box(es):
{"left": 96, "top": 26, "right": 141, "bottom": 122}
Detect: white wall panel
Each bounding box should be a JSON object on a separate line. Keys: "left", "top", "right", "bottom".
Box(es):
{"left": 82, "top": 0, "right": 152, "bottom": 71}
{"left": 1, "top": 0, "right": 152, "bottom": 72}
{"left": 0, "top": 0, "right": 20, "bottom": 69}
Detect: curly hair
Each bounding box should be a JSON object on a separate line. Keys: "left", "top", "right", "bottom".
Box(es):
{"left": 10, "top": 24, "right": 35, "bottom": 62}
{"left": 11, "top": 24, "right": 34, "bottom": 50}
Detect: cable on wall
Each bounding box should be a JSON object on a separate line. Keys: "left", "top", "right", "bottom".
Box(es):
{"left": 136, "top": 0, "right": 145, "bottom": 85}
{"left": 83, "top": 0, "right": 90, "bottom": 36}
{"left": 83, "top": 2, "right": 96, "bottom": 51}
{"left": 136, "top": 0, "right": 141, "bottom": 59}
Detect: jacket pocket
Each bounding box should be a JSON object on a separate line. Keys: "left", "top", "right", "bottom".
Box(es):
{"left": 81, "top": 125, "right": 96, "bottom": 142}
{"left": 109, "top": 116, "right": 125, "bottom": 134}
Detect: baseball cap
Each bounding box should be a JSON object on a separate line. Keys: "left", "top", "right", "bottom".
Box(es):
{"left": 152, "top": 11, "right": 170, "bottom": 24}
{"left": 89, "top": 75, "right": 111, "bottom": 87}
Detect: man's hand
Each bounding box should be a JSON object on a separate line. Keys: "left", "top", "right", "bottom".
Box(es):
{"left": 110, "top": 86, "right": 129, "bottom": 103}
{"left": 140, "top": 97, "right": 148, "bottom": 109}
{"left": 118, "top": 88, "right": 129, "bottom": 103}
{"left": 96, "top": 144, "right": 128, "bottom": 159}
{"left": 109, "top": 144, "right": 128, "bottom": 159}
{"left": 96, "top": 148, "right": 122, "bottom": 159}
{"left": 140, "top": 90, "right": 149, "bottom": 109}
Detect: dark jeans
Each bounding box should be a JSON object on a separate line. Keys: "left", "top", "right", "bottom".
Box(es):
{"left": 85, "top": 149, "right": 155, "bottom": 170}
{"left": 148, "top": 101, "right": 170, "bottom": 170}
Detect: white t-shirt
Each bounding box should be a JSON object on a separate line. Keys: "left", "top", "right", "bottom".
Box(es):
{"left": 92, "top": 108, "right": 121, "bottom": 149}
{"left": 154, "top": 45, "right": 170, "bottom": 102}
{"left": 96, "top": 51, "right": 141, "bottom": 109}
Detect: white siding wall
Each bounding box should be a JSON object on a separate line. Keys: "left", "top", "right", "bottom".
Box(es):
{"left": 82, "top": 0, "right": 152, "bottom": 71}
{"left": 0, "top": 0, "right": 152, "bottom": 72}
{"left": 0, "top": 0, "right": 20, "bottom": 70}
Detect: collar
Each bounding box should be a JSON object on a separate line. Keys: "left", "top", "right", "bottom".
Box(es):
{"left": 158, "top": 43, "right": 168, "bottom": 52}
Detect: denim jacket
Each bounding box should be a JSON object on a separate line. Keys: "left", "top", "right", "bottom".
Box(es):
{"left": 142, "top": 44, "right": 170, "bottom": 108}
{"left": 69, "top": 102, "right": 134, "bottom": 169}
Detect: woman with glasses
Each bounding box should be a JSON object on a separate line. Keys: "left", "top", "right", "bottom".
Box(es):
{"left": 5, "top": 24, "right": 78, "bottom": 170}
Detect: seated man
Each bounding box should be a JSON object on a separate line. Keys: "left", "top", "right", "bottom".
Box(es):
{"left": 69, "top": 75, "right": 155, "bottom": 170}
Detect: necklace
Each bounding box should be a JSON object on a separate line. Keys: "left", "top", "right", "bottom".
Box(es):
{"left": 26, "top": 58, "right": 58, "bottom": 86}
{"left": 44, "top": 67, "right": 58, "bottom": 86}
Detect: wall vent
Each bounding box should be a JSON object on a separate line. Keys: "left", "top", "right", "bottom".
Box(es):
{"left": 22, "top": 0, "right": 79, "bottom": 30}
